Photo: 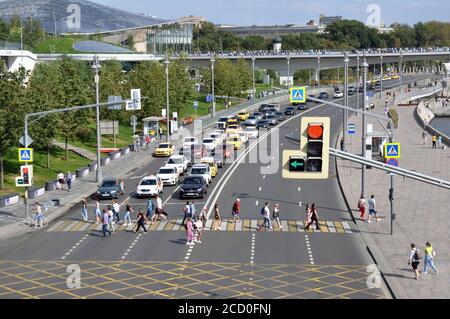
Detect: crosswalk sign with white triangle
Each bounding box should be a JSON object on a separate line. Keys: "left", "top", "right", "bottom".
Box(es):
{"left": 384, "top": 143, "right": 400, "bottom": 159}
{"left": 18, "top": 148, "right": 33, "bottom": 163}
{"left": 290, "top": 87, "right": 307, "bottom": 103}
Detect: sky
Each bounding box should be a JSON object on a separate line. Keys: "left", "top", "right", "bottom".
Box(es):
{"left": 94, "top": 0, "right": 449, "bottom": 26}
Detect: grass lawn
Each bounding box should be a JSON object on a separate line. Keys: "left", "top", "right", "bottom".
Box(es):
{"left": 178, "top": 95, "right": 241, "bottom": 119}
{"left": 33, "top": 36, "right": 86, "bottom": 54}
{"left": 0, "top": 147, "right": 91, "bottom": 196}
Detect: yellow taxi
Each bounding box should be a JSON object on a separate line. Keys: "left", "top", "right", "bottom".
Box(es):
{"left": 153, "top": 143, "right": 174, "bottom": 157}
{"left": 227, "top": 134, "right": 242, "bottom": 150}
{"left": 226, "top": 124, "right": 241, "bottom": 135}
{"left": 391, "top": 74, "right": 400, "bottom": 80}
{"left": 201, "top": 157, "right": 218, "bottom": 177}
{"left": 227, "top": 118, "right": 239, "bottom": 126}
{"left": 237, "top": 110, "right": 250, "bottom": 121}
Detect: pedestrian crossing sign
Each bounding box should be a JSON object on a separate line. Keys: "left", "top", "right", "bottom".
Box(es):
{"left": 290, "top": 87, "right": 306, "bottom": 104}
{"left": 18, "top": 148, "right": 33, "bottom": 163}
{"left": 384, "top": 143, "right": 400, "bottom": 159}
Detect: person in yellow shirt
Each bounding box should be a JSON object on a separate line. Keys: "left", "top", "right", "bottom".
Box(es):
{"left": 423, "top": 242, "right": 438, "bottom": 275}
{"left": 432, "top": 135, "right": 437, "bottom": 149}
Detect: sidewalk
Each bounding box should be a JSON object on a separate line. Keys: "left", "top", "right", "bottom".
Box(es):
{"left": 336, "top": 88, "right": 450, "bottom": 298}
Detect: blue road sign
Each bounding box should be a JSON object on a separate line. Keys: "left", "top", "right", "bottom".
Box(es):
{"left": 348, "top": 123, "right": 356, "bottom": 135}
{"left": 206, "top": 94, "right": 212, "bottom": 103}
{"left": 18, "top": 148, "right": 33, "bottom": 162}
{"left": 387, "top": 158, "right": 399, "bottom": 167}
{"left": 290, "top": 87, "right": 306, "bottom": 103}
{"left": 384, "top": 143, "right": 401, "bottom": 159}
{"left": 194, "top": 100, "right": 199, "bottom": 110}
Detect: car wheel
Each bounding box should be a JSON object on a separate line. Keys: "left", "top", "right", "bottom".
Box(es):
{"left": 204, "top": 188, "right": 207, "bottom": 194}
{"left": 179, "top": 194, "right": 184, "bottom": 200}
{"left": 200, "top": 192, "right": 204, "bottom": 199}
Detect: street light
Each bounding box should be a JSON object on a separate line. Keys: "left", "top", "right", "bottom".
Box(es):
{"left": 164, "top": 58, "right": 171, "bottom": 143}
{"left": 252, "top": 56, "right": 256, "bottom": 99}
{"left": 361, "top": 54, "right": 369, "bottom": 199}
{"left": 343, "top": 52, "right": 349, "bottom": 152}
{"left": 356, "top": 54, "right": 360, "bottom": 113}
{"left": 399, "top": 50, "right": 403, "bottom": 93}
{"left": 211, "top": 56, "right": 216, "bottom": 116}
{"left": 286, "top": 54, "right": 291, "bottom": 88}
{"left": 317, "top": 51, "right": 321, "bottom": 87}
{"left": 380, "top": 54, "right": 384, "bottom": 95}
{"left": 91, "top": 55, "right": 102, "bottom": 184}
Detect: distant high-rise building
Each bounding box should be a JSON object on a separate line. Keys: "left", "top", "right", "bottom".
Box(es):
{"left": 319, "top": 15, "right": 342, "bottom": 26}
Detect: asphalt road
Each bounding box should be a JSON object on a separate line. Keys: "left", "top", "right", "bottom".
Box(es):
{"left": 0, "top": 75, "right": 431, "bottom": 299}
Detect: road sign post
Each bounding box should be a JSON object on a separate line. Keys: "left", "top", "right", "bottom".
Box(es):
{"left": 194, "top": 100, "right": 199, "bottom": 120}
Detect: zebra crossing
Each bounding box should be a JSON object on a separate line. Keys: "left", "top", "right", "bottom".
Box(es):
{"left": 46, "top": 218, "right": 357, "bottom": 234}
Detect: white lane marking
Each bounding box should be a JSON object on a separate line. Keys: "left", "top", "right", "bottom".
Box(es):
{"left": 121, "top": 233, "right": 143, "bottom": 260}
{"left": 327, "top": 221, "right": 337, "bottom": 233}
{"left": 205, "top": 219, "right": 213, "bottom": 230}
{"left": 262, "top": 175, "right": 266, "bottom": 179}
{"left": 255, "top": 200, "right": 259, "bottom": 206}
{"left": 296, "top": 221, "right": 305, "bottom": 232}
{"left": 235, "top": 221, "right": 242, "bottom": 231}
{"left": 250, "top": 233, "right": 256, "bottom": 265}
{"left": 63, "top": 220, "right": 79, "bottom": 232}
{"left": 61, "top": 234, "right": 89, "bottom": 260}
{"left": 299, "top": 202, "right": 302, "bottom": 207}
{"left": 298, "top": 187, "right": 301, "bottom": 192}
{"left": 280, "top": 143, "right": 283, "bottom": 146}
{"left": 281, "top": 220, "right": 289, "bottom": 232}
{"left": 251, "top": 220, "right": 258, "bottom": 231}
{"left": 220, "top": 220, "right": 228, "bottom": 231}
{"left": 172, "top": 219, "right": 183, "bottom": 231}
{"left": 258, "top": 186, "right": 262, "bottom": 192}
{"left": 157, "top": 219, "right": 169, "bottom": 231}
{"left": 305, "top": 234, "right": 315, "bottom": 265}
{"left": 47, "top": 220, "right": 65, "bottom": 232}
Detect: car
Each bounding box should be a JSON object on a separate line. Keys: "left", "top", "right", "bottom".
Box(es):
{"left": 201, "top": 157, "right": 218, "bottom": 178}
{"left": 165, "top": 155, "right": 189, "bottom": 175}
{"left": 307, "top": 94, "right": 316, "bottom": 102}
{"left": 183, "top": 137, "right": 198, "bottom": 149}
{"left": 96, "top": 178, "right": 124, "bottom": 199}
{"left": 391, "top": 74, "right": 400, "bottom": 80}
{"left": 267, "top": 103, "right": 280, "bottom": 111}
{"left": 244, "top": 116, "right": 258, "bottom": 126}
{"left": 136, "top": 176, "right": 163, "bottom": 198}
{"left": 237, "top": 131, "right": 249, "bottom": 145}
{"left": 237, "top": 110, "right": 250, "bottom": 121}
{"left": 227, "top": 118, "right": 239, "bottom": 126}
{"left": 157, "top": 166, "right": 180, "bottom": 186}
{"left": 358, "top": 86, "right": 364, "bottom": 93}
{"left": 256, "top": 120, "right": 269, "bottom": 129}
{"left": 202, "top": 138, "right": 217, "bottom": 151}
{"left": 334, "top": 90, "right": 344, "bottom": 98}
{"left": 318, "top": 92, "right": 329, "bottom": 100}
{"left": 266, "top": 108, "right": 277, "bottom": 116}
{"left": 226, "top": 124, "right": 241, "bottom": 135}
{"left": 275, "top": 112, "right": 286, "bottom": 122}
{"left": 296, "top": 103, "right": 308, "bottom": 110}
{"left": 259, "top": 104, "right": 270, "bottom": 112}
{"left": 153, "top": 143, "right": 175, "bottom": 157}
{"left": 190, "top": 163, "right": 212, "bottom": 185}
{"left": 179, "top": 143, "right": 205, "bottom": 160}
{"left": 179, "top": 176, "right": 207, "bottom": 199}
{"left": 253, "top": 112, "right": 263, "bottom": 121}
{"left": 217, "top": 116, "right": 229, "bottom": 130}
{"left": 284, "top": 106, "right": 296, "bottom": 115}
{"left": 209, "top": 132, "right": 224, "bottom": 145}
{"left": 227, "top": 134, "right": 242, "bottom": 150}
{"left": 212, "top": 130, "right": 226, "bottom": 141}
{"left": 348, "top": 87, "right": 356, "bottom": 96}
{"left": 265, "top": 114, "right": 278, "bottom": 126}
{"left": 245, "top": 126, "right": 259, "bottom": 139}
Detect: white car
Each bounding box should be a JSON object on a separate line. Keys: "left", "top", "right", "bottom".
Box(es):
{"left": 183, "top": 137, "right": 198, "bottom": 149}
{"left": 334, "top": 91, "right": 344, "bottom": 98}
{"left": 237, "top": 131, "right": 249, "bottom": 144}
{"left": 165, "top": 155, "right": 189, "bottom": 175}
{"left": 209, "top": 132, "right": 224, "bottom": 144}
{"left": 190, "top": 164, "right": 212, "bottom": 185}
{"left": 157, "top": 166, "right": 180, "bottom": 185}
{"left": 245, "top": 126, "right": 259, "bottom": 139}
{"left": 136, "top": 176, "right": 163, "bottom": 197}
{"left": 202, "top": 138, "right": 217, "bottom": 151}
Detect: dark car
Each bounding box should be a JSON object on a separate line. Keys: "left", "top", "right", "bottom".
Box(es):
{"left": 179, "top": 176, "right": 207, "bottom": 199}
{"left": 318, "top": 92, "right": 329, "bottom": 100}
{"left": 256, "top": 120, "right": 269, "bottom": 129}
{"left": 348, "top": 87, "right": 356, "bottom": 96}
{"left": 275, "top": 112, "right": 286, "bottom": 121}
{"left": 307, "top": 94, "right": 316, "bottom": 102}
{"left": 297, "top": 103, "right": 308, "bottom": 110}
{"left": 358, "top": 86, "right": 364, "bottom": 93}
{"left": 96, "top": 178, "right": 124, "bottom": 199}
{"left": 259, "top": 104, "right": 270, "bottom": 112}
{"left": 285, "top": 106, "right": 296, "bottom": 115}
{"left": 253, "top": 112, "right": 263, "bottom": 121}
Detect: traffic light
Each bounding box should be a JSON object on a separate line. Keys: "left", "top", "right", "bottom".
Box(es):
{"left": 16, "top": 165, "right": 33, "bottom": 187}
{"left": 306, "top": 123, "right": 324, "bottom": 172}
{"left": 289, "top": 156, "right": 306, "bottom": 172}
{"left": 22, "top": 166, "right": 30, "bottom": 185}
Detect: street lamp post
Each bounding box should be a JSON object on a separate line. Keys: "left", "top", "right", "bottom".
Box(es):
{"left": 252, "top": 56, "right": 256, "bottom": 99}
{"left": 92, "top": 55, "right": 102, "bottom": 184}
{"left": 317, "top": 51, "right": 321, "bottom": 87}
{"left": 356, "top": 54, "right": 360, "bottom": 113}
{"left": 380, "top": 54, "right": 384, "bottom": 96}
{"left": 399, "top": 50, "right": 403, "bottom": 93}
{"left": 343, "top": 52, "right": 349, "bottom": 152}
{"left": 361, "top": 55, "right": 369, "bottom": 199}
{"left": 287, "top": 54, "right": 291, "bottom": 88}
{"left": 164, "top": 58, "right": 171, "bottom": 143}
{"left": 211, "top": 56, "right": 216, "bottom": 115}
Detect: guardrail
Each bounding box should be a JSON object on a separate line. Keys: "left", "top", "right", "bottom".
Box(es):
{"left": 0, "top": 193, "right": 21, "bottom": 208}
{"left": 416, "top": 101, "right": 450, "bottom": 147}
{"left": 394, "top": 83, "right": 444, "bottom": 105}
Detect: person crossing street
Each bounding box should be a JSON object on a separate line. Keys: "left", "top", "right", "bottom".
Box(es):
{"left": 232, "top": 198, "right": 241, "bottom": 223}
{"left": 146, "top": 198, "right": 155, "bottom": 224}
{"left": 305, "top": 203, "right": 320, "bottom": 231}
{"left": 81, "top": 198, "right": 88, "bottom": 222}
{"left": 112, "top": 199, "right": 121, "bottom": 223}
{"left": 102, "top": 209, "right": 112, "bottom": 238}
{"left": 134, "top": 209, "right": 148, "bottom": 233}
{"left": 124, "top": 200, "right": 133, "bottom": 226}
{"left": 257, "top": 202, "right": 272, "bottom": 231}
{"left": 272, "top": 203, "right": 282, "bottom": 229}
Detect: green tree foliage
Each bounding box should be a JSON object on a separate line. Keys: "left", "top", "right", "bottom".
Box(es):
{"left": 168, "top": 56, "right": 196, "bottom": 116}
{"left": 0, "top": 16, "right": 45, "bottom": 48}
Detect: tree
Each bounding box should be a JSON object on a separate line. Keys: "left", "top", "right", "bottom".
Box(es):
{"left": 414, "top": 22, "right": 429, "bottom": 47}
{"left": 126, "top": 33, "right": 135, "bottom": 51}
{"left": 235, "top": 59, "right": 252, "bottom": 96}
{"left": 392, "top": 24, "right": 416, "bottom": 48}
{"left": 168, "top": 56, "right": 195, "bottom": 116}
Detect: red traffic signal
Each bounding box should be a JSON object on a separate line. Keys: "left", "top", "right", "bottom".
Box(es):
{"left": 22, "top": 167, "right": 29, "bottom": 174}
{"left": 307, "top": 124, "right": 324, "bottom": 139}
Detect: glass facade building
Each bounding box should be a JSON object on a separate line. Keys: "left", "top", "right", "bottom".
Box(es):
{"left": 147, "top": 23, "right": 193, "bottom": 54}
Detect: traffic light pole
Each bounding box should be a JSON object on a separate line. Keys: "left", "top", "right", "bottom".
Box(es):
{"left": 389, "top": 122, "right": 395, "bottom": 235}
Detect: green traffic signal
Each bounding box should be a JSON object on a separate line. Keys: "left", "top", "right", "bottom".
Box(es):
{"left": 289, "top": 157, "right": 305, "bottom": 172}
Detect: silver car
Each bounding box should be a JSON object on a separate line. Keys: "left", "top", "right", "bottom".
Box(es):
{"left": 245, "top": 116, "right": 258, "bottom": 126}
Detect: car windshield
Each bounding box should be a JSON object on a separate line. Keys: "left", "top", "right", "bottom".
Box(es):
{"left": 183, "top": 177, "right": 202, "bottom": 185}
{"left": 219, "top": 117, "right": 229, "bottom": 122}
{"left": 141, "top": 179, "right": 157, "bottom": 186}
{"left": 248, "top": 116, "right": 256, "bottom": 119}
{"left": 254, "top": 113, "right": 262, "bottom": 116}
{"left": 228, "top": 126, "right": 238, "bottom": 129}
{"left": 267, "top": 115, "right": 275, "bottom": 119}
{"left": 158, "top": 144, "right": 170, "bottom": 149}
{"left": 276, "top": 113, "right": 283, "bottom": 116}
{"left": 239, "top": 112, "right": 246, "bottom": 115}
{"left": 159, "top": 168, "right": 175, "bottom": 174}
{"left": 101, "top": 181, "right": 116, "bottom": 187}
{"left": 184, "top": 138, "right": 195, "bottom": 143}
{"left": 168, "top": 158, "right": 182, "bottom": 164}
{"left": 286, "top": 107, "right": 294, "bottom": 110}
{"left": 246, "top": 127, "right": 256, "bottom": 131}
{"left": 203, "top": 139, "right": 214, "bottom": 143}
{"left": 191, "top": 168, "right": 207, "bottom": 174}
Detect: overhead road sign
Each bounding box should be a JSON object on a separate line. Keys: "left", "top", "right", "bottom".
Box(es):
{"left": 290, "top": 87, "right": 307, "bottom": 104}
{"left": 18, "top": 148, "right": 33, "bottom": 163}
{"left": 384, "top": 143, "right": 401, "bottom": 159}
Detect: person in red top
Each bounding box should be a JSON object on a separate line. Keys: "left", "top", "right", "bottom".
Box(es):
{"left": 232, "top": 198, "right": 241, "bottom": 223}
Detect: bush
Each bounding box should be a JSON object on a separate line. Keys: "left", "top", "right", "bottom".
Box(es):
{"left": 388, "top": 109, "right": 399, "bottom": 128}
{"left": 74, "top": 127, "right": 94, "bottom": 142}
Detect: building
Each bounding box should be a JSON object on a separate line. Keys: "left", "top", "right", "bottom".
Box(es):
{"left": 0, "top": 0, "right": 195, "bottom": 54}
{"left": 217, "top": 24, "right": 324, "bottom": 38}
{"left": 319, "top": 15, "right": 342, "bottom": 26}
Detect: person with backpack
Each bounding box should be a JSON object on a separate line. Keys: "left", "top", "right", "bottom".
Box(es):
{"left": 423, "top": 242, "right": 438, "bottom": 275}
{"left": 257, "top": 203, "right": 272, "bottom": 231}
{"left": 305, "top": 203, "right": 320, "bottom": 231}
{"left": 272, "top": 203, "right": 282, "bottom": 230}
{"left": 408, "top": 243, "right": 422, "bottom": 280}
{"left": 232, "top": 198, "right": 241, "bottom": 224}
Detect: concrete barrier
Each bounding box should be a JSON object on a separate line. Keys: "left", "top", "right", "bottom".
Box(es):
{"left": 100, "top": 157, "right": 110, "bottom": 166}
{"left": 45, "top": 180, "right": 58, "bottom": 191}
{"left": 120, "top": 147, "right": 130, "bottom": 155}
{"left": 27, "top": 186, "right": 46, "bottom": 200}
{"left": 88, "top": 162, "right": 98, "bottom": 172}
{"left": 76, "top": 167, "right": 90, "bottom": 178}
{"left": 109, "top": 151, "right": 121, "bottom": 160}
{"left": 0, "top": 193, "right": 20, "bottom": 208}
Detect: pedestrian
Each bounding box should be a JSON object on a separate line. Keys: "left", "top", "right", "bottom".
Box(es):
{"left": 438, "top": 135, "right": 442, "bottom": 148}
{"left": 102, "top": 209, "right": 112, "bottom": 238}
{"left": 367, "top": 195, "right": 382, "bottom": 223}
{"left": 194, "top": 218, "right": 203, "bottom": 244}
{"left": 134, "top": 209, "right": 147, "bottom": 233}
{"left": 145, "top": 135, "right": 150, "bottom": 149}
{"left": 257, "top": 202, "right": 272, "bottom": 231}
{"left": 81, "top": 198, "right": 88, "bottom": 222}
{"left": 107, "top": 206, "right": 115, "bottom": 233}
{"left": 186, "top": 217, "right": 195, "bottom": 245}
{"left": 198, "top": 206, "right": 208, "bottom": 228}
{"left": 33, "top": 202, "right": 44, "bottom": 229}
{"left": 358, "top": 195, "right": 368, "bottom": 221}
{"left": 423, "top": 242, "right": 439, "bottom": 275}
{"left": 422, "top": 131, "right": 427, "bottom": 145}
{"left": 124, "top": 200, "right": 133, "bottom": 226}
{"left": 182, "top": 201, "right": 191, "bottom": 226}
{"left": 112, "top": 199, "right": 121, "bottom": 223}
{"left": 305, "top": 203, "right": 320, "bottom": 231}
{"left": 189, "top": 201, "right": 197, "bottom": 221}
{"left": 232, "top": 198, "right": 241, "bottom": 223}
{"left": 408, "top": 243, "right": 422, "bottom": 280}
{"left": 94, "top": 199, "right": 101, "bottom": 223}
{"left": 57, "top": 171, "right": 65, "bottom": 190}
{"left": 146, "top": 198, "right": 155, "bottom": 224}
{"left": 155, "top": 195, "right": 168, "bottom": 221}
{"left": 159, "top": 127, "right": 163, "bottom": 140}
{"left": 66, "top": 171, "right": 73, "bottom": 192}
{"left": 212, "top": 204, "right": 222, "bottom": 230}
{"left": 432, "top": 134, "right": 437, "bottom": 148}
{"left": 272, "top": 203, "right": 282, "bottom": 229}
{"left": 305, "top": 204, "right": 312, "bottom": 226}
